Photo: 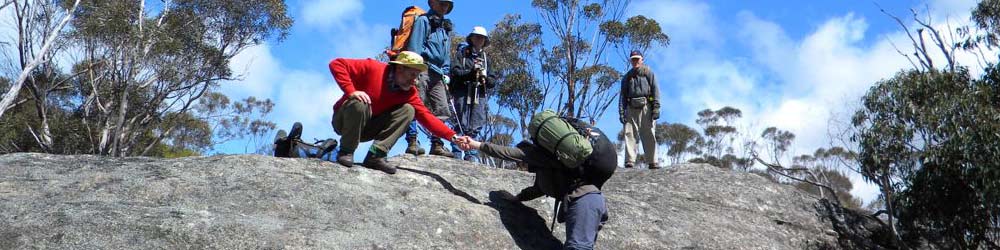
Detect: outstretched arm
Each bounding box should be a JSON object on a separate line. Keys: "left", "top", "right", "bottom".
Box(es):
{"left": 457, "top": 136, "right": 527, "bottom": 162}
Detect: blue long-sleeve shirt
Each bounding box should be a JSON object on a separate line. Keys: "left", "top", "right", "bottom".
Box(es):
{"left": 405, "top": 10, "right": 451, "bottom": 75}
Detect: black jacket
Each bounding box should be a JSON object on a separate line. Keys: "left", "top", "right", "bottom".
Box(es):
{"left": 450, "top": 44, "right": 497, "bottom": 98}
{"left": 619, "top": 65, "right": 660, "bottom": 116}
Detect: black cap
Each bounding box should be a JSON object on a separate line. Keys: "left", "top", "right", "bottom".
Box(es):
{"left": 630, "top": 50, "right": 643, "bottom": 59}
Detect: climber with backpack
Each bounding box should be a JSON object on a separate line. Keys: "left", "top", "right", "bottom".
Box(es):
{"left": 388, "top": 0, "right": 458, "bottom": 158}
{"left": 447, "top": 26, "right": 497, "bottom": 161}
{"left": 455, "top": 110, "right": 617, "bottom": 250}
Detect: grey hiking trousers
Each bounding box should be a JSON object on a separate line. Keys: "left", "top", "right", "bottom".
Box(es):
{"left": 406, "top": 71, "right": 452, "bottom": 143}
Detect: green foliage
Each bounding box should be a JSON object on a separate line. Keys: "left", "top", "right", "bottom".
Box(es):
{"left": 971, "top": 0, "right": 1000, "bottom": 48}
{"left": 689, "top": 106, "right": 750, "bottom": 170}
{"left": 790, "top": 147, "right": 863, "bottom": 209}
{"left": 1, "top": 0, "right": 290, "bottom": 157}
{"left": 487, "top": 14, "right": 544, "bottom": 134}
{"left": 761, "top": 127, "right": 795, "bottom": 162}
{"left": 852, "top": 66, "right": 1000, "bottom": 248}
{"left": 654, "top": 122, "right": 702, "bottom": 164}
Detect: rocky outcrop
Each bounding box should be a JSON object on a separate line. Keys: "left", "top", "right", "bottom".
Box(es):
{"left": 0, "top": 153, "right": 886, "bottom": 249}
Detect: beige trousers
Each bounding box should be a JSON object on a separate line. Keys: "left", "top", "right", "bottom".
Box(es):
{"left": 623, "top": 97, "right": 656, "bottom": 165}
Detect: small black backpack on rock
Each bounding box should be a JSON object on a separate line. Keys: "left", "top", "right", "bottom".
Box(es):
{"left": 273, "top": 122, "right": 338, "bottom": 160}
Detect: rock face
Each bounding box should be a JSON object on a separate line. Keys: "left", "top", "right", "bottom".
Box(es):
{"left": 0, "top": 153, "right": 882, "bottom": 249}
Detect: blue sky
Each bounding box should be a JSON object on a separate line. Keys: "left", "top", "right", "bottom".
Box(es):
{"left": 214, "top": 0, "right": 988, "bottom": 205}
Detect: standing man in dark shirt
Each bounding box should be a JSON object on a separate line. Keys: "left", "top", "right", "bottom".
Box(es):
{"left": 619, "top": 50, "right": 661, "bottom": 169}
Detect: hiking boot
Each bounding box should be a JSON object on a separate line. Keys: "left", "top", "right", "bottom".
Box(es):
{"left": 362, "top": 153, "right": 397, "bottom": 174}
{"left": 405, "top": 138, "right": 425, "bottom": 156}
{"left": 273, "top": 129, "right": 291, "bottom": 157}
{"left": 336, "top": 151, "right": 354, "bottom": 167}
{"left": 429, "top": 142, "right": 455, "bottom": 158}
{"left": 624, "top": 162, "right": 634, "bottom": 168}
{"left": 648, "top": 163, "right": 660, "bottom": 170}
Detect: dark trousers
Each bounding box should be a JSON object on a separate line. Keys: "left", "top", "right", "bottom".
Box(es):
{"left": 449, "top": 94, "right": 488, "bottom": 158}
{"left": 564, "top": 192, "right": 608, "bottom": 250}
{"left": 332, "top": 99, "right": 414, "bottom": 153}
{"left": 451, "top": 94, "right": 487, "bottom": 139}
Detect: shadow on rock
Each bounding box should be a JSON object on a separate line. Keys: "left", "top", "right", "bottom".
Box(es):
{"left": 397, "top": 166, "right": 482, "bottom": 204}
{"left": 486, "top": 190, "right": 563, "bottom": 250}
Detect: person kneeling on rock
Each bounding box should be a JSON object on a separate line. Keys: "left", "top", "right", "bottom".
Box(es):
{"left": 456, "top": 136, "right": 610, "bottom": 250}
{"left": 329, "top": 51, "right": 459, "bottom": 174}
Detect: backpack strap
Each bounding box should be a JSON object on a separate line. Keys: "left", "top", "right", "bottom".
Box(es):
{"left": 550, "top": 198, "right": 561, "bottom": 232}
{"left": 532, "top": 116, "right": 560, "bottom": 143}
{"left": 552, "top": 133, "right": 577, "bottom": 165}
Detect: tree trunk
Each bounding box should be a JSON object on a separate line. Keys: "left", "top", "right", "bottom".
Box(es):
{"left": 0, "top": 0, "right": 81, "bottom": 120}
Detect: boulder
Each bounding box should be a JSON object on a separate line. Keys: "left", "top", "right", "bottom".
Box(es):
{"left": 0, "top": 153, "right": 886, "bottom": 249}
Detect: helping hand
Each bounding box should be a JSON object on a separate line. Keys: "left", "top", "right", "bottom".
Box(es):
{"left": 349, "top": 91, "right": 371, "bottom": 104}
{"left": 454, "top": 136, "right": 481, "bottom": 151}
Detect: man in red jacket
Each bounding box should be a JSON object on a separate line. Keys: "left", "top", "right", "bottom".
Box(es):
{"left": 329, "top": 51, "right": 459, "bottom": 174}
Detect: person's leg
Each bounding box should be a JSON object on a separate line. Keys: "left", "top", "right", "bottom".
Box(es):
{"left": 361, "top": 104, "right": 416, "bottom": 154}
{"left": 464, "top": 99, "right": 488, "bottom": 162}
{"left": 638, "top": 104, "right": 658, "bottom": 169}
{"left": 623, "top": 103, "right": 642, "bottom": 168}
{"left": 449, "top": 95, "right": 468, "bottom": 159}
{"left": 357, "top": 104, "right": 415, "bottom": 174}
{"left": 564, "top": 193, "right": 608, "bottom": 250}
{"left": 332, "top": 99, "right": 371, "bottom": 166}
{"left": 425, "top": 72, "right": 455, "bottom": 157}
{"left": 405, "top": 72, "right": 432, "bottom": 155}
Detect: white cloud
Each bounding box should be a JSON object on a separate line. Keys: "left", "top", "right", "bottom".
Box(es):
{"left": 300, "top": 0, "right": 364, "bottom": 30}
{"left": 329, "top": 19, "right": 393, "bottom": 59}
{"left": 632, "top": 0, "right": 719, "bottom": 49}
{"left": 632, "top": 1, "right": 991, "bottom": 205}
{"left": 929, "top": 0, "right": 978, "bottom": 21}
{"left": 224, "top": 44, "right": 281, "bottom": 100}
{"left": 272, "top": 70, "right": 342, "bottom": 132}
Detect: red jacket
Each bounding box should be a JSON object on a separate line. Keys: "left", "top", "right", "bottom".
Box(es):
{"left": 329, "top": 58, "right": 456, "bottom": 140}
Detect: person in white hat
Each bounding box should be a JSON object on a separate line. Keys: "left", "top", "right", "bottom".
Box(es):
{"left": 447, "top": 26, "right": 496, "bottom": 162}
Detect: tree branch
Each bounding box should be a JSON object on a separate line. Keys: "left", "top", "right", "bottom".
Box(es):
{"left": 0, "top": 0, "right": 81, "bottom": 120}
{"left": 752, "top": 152, "right": 842, "bottom": 206}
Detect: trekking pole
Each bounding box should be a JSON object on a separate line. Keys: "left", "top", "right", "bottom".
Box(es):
{"left": 441, "top": 79, "right": 465, "bottom": 135}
